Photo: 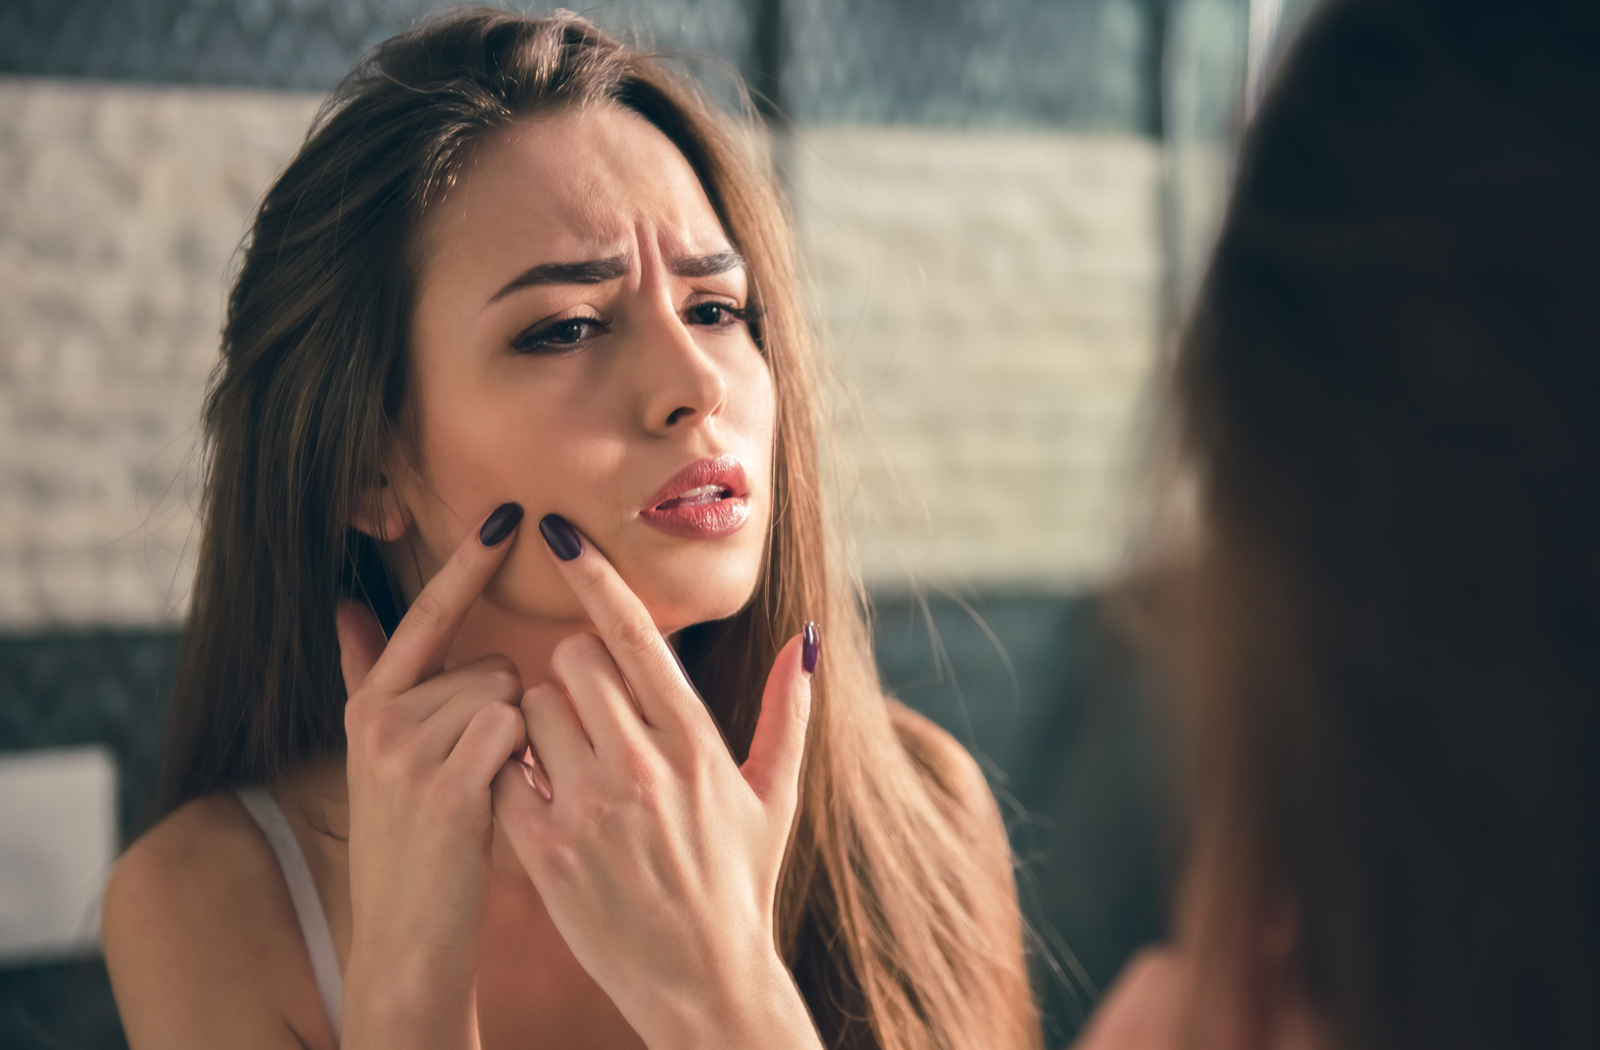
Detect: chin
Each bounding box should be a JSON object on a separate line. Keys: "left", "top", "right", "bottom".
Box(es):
{"left": 483, "top": 534, "right": 765, "bottom": 631}
{"left": 633, "top": 561, "right": 763, "bottom": 634}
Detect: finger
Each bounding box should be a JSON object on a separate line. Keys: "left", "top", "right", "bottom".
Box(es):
{"left": 442, "top": 699, "right": 529, "bottom": 794}
{"left": 536, "top": 514, "right": 696, "bottom": 731}
{"left": 413, "top": 662, "right": 524, "bottom": 766}
{"left": 366, "top": 501, "right": 524, "bottom": 697}
{"left": 336, "top": 598, "right": 388, "bottom": 697}
{"left": 741, "top": 625, "right": 816, "bottom": 815}
{"left": 547, "top": 632, "right": 648, "bottom": 756}
{"left": 519, "top": 682, "right": 595, "bottom": 791}
{"left": 385, "top": 653, "right": 519, "bottom": 725}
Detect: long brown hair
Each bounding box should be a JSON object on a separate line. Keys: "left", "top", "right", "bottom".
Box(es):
{"left": 1173, "top": 0, "right": 1600, "bottom": 1047}
{"left": 158, "top": 9, "right": 1037, "bottom": 1049}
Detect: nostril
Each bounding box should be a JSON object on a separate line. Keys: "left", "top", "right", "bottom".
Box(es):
{"left": 665, "top": 406, "right": 694, "bottom": 425}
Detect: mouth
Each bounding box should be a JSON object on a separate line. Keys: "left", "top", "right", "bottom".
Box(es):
{"left": 653, "top": 483, "right": 733, "bottom": 510}
{"left": 638, "top": 455, "right": 752, "bottom": 539}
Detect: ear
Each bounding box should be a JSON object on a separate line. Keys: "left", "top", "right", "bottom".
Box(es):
{"left": 349, "top": 470, "right": 411, "bottom": 542}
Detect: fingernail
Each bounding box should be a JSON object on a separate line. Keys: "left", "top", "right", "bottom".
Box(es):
{"left": 522, "top": 746, "right": 553, "bottom": 802}
{"left": 479, "top": 502, "right": 524, "bottom": 547}
{"left": 802, "top": 622, "right": 821, "bottom": 675}
{"left": 539, "top": 514, "right": 582, "bottom": 561}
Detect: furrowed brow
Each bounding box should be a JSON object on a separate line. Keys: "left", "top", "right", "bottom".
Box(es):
{"left": 490, "top": 255, "right": 630, "bottom": 303}
{"left": 670, "top": 251, "right": 745, "bottom": 279}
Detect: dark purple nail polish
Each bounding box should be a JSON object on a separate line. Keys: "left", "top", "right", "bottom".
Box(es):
{"left": 539, "top": 514, "right": 583, "bottom": 561}
{"left": 479, "top": 502, "right": 524, "bottom": 546}
{"left": 802, "top": 622, "right": 821, "bottom": 675}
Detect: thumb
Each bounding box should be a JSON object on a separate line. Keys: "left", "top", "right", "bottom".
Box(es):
{"left": 335, "top": 598, "right": 388, "bottom": 696}
{"left": 741, "top": 623, "right": 817, "bottom": 814}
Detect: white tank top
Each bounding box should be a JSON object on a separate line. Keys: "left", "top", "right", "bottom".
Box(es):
{"left": 237, "top": 786, "right": 343, "bottom": 1043}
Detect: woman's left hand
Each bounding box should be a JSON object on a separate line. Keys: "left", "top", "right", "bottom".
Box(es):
{"left": 490, "top": 516, "right": 821, "bottom": 1050}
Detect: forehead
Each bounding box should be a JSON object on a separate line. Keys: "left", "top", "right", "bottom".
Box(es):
{"left": 418, "top": 104, "right": 727, "bottom": 271}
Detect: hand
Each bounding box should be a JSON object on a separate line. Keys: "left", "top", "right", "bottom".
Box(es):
{"left": 490, "top": 515, "right": 822, "bottom": 1050}
{"left": 339, "top": 503, "right": 529, "bottom": 1049}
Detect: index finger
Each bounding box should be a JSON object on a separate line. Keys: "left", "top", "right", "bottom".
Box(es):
{"left": 362, "top": 501, "right": 524, "bottom": 697}
{"left": 535, "top": 513, "right": 695, "bottom": 729}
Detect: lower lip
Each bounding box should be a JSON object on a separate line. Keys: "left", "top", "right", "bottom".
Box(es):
{"left": 638, "top": 496, "right": 752, "bottom": 539}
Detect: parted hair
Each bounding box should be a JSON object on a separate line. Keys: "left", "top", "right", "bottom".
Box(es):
{"left": 158, "top": 9, "right": 1038, "bottom": 1050}
{"left": 1175, "top": 0, "right": 1600, "bottom": 1047}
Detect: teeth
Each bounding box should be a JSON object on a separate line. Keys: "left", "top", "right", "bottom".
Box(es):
{"left": 656, "top": 483, "right": 730, "bottom": 510}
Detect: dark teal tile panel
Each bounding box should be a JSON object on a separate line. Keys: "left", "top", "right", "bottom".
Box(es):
{"left": 0, "top": 628, "right": 178, "bottom": 844}
{"left": 0, "top": 0, "right": 1171, "bottom": 132}
{"left": 785, "top": 0, "right": 1165, "bottom": 130}
{"left": 0, "top": 0, "right": 756, "bottom": 94}
{"left": 0, "top": 959, "right": 126, "bottom": 1050}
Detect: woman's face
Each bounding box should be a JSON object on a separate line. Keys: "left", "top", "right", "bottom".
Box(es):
{"left": 380, "top": 103, "right": 776, "bottom": 633}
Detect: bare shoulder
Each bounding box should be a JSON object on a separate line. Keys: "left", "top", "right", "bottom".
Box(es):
{"left": 886, "top": 699, "right": 998, "bottom": 827}
{"left": 102, "top": 793, "right": 334, "bottom": 1050}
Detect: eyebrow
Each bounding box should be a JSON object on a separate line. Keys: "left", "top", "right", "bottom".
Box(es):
{"left": 671, "top": 250, "right": 745, "bottom": 279}
{"left": 490, "top": 256, "right": 629, "bottom": 302}
{"left": 488, "top": 250, "right": 745, "bottom": 303}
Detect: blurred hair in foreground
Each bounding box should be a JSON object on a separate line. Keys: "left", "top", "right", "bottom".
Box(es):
{"left": 1168, "top": 0, "right": 1600, "bottom": 1046}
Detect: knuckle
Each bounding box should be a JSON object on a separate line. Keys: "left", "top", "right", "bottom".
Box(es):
{"left": 477, "top": 653, "right": 518, "bottom": 677}
{"left": 372, "top": 743, "right": 416, "bottom": 786}
{"left": 580, "top": 797, "right": 620, "bottom": 837}
{"left": 542, "top": 842, "right": 580, "bottom": 882}
{"left": 686, "top": 745, "right": 724, "bottom": 790}
{"left": 367, "top": 705, "right": 405, "bottom": 744}
{"left": 613, "top": 615, "right": 659, "bottom": 658}
{"left": 551, "top": 632, "right": 603, "bottom": 672}
{"left": 349, "top": 706, "right": 395, "bottom": 754}
{"left": 485, "top": 702, "right": 525, "bottom": 738}
{"left": 621, "top": 749, "right": 666, "bottom": 797}
{"left": 480, "top": 668, "right": 522, "bottom": 700}
{"left": 522, "top": 682, "right": 562, "bottom": 712}
{"left": 681, "top": 725, "right": 726, "bottom": 767}
{"left": 793, "top": 684, "right": 813, "bottom": 726}
{"left": 406, "top": 591, "right": 446, "bottom": 633}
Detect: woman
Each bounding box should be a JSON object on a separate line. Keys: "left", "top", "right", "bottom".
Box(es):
{"left": 1078, "top": 0, "right": 1600, "bottom": 1047}
{"left": 99, "top": 10, "right": 1039, "bottom": 1050}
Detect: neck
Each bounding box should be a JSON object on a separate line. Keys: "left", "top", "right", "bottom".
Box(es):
{"left": 446, "top": 596, "right": 595, "bottom": 690}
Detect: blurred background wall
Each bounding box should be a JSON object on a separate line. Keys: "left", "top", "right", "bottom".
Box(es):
{"left": 0, "top": 0, "right": 1313, "bottom": 1045}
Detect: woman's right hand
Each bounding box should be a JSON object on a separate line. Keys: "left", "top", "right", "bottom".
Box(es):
{"left": 337, "top": 503, "right": 530, "bottom": 1050}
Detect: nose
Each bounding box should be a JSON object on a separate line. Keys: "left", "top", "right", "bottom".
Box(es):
{"left": 634, "top": 304, "right": 728, "bottom": 436}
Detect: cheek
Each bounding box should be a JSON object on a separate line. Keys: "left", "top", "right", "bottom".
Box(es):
{"left": 399, "top": 375, "right": 584, "bottom": 571}
{"left": 733, "top": 354, "right": 779, "bottom": 455}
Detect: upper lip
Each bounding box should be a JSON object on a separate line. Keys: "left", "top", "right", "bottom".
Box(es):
{"left": 642, "top": 455, "right": 749, "bottom": 512}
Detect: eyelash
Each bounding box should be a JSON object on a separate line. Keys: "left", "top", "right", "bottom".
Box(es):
{"left": 509, "top": 301, "right": 760, "bottom": 355}
{"left": 511, "top": 315, "right": 608, "bottom": 355}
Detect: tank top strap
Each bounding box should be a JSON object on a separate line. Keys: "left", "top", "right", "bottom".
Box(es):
{"left": 237, "top": 785, "right": 343, "bottom": 1043}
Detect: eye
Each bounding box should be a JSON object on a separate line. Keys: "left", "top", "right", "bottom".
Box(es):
{"left": 686, "top": 301, "right": 753, "bottom": 329}
{"left": 511, "top": 315, "right": 608, "bottom": 355}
